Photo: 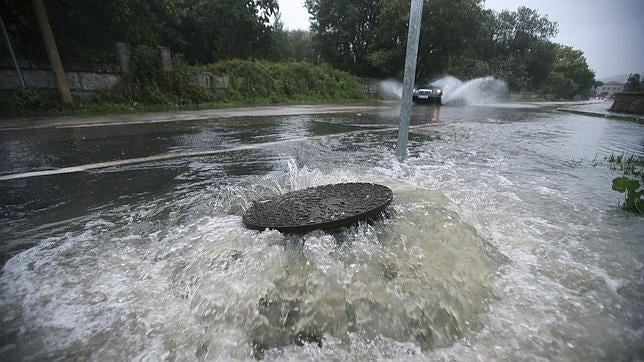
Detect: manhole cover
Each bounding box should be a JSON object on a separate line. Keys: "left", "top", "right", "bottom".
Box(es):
{"left": 243, "top": 183, "right": 393, "bottom": 233}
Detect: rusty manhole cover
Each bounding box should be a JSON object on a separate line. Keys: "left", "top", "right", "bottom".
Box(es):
{"left": 243, "top": 183, "right": 393, "bottom": 233}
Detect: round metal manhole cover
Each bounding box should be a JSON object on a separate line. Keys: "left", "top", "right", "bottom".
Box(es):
{"left": 243, "top": 183, "right": 393, "bottom": 233}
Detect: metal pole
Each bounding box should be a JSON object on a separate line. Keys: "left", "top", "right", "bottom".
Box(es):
{"left": 0, "top": 15, "right": 26, "bottom": 88}
{"left": 396, "top": 0, "right": 424, "bottom": 160}
{"left": 31, "top": 0, "right": 73, "bottom": 104}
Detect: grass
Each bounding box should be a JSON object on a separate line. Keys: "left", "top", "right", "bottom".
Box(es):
{"left": 604, "top": 153, "right": 643, "bottom": 176}
{"left": 0, "top": 59, "right": 375, "bottom": 119}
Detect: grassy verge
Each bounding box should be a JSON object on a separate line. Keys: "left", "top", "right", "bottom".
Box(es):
{"left": 1, "top": 57, "right": 373, "bottom": 119}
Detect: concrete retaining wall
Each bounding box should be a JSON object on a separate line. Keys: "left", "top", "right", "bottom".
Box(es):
{"left": 610, "top": 92, "right": 644, "bottom": 115}
{"left": 0, "top": 59, "right": 121, "bottom": 94}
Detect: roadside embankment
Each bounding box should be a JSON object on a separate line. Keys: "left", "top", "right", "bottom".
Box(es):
{"left": 1, "top": 59, "right": 373, "bottom": 118}
{"left": 610, "top": 92, "right": 644, "bottom": 115}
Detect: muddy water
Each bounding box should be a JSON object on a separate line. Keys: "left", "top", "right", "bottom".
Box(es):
{"left": 0, "top": 105, "right": 642, "bottom": 360}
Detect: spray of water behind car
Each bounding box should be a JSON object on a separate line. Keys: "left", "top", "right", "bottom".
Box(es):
{"left": 378, "top": 75, "right": 509, "bottom": 105}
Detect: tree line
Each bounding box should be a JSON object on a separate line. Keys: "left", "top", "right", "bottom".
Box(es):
{"left": 2, "top": 0, "right": 280, "bottom": 64}
{"left": 304, "top": 0, "right": 595, "bottom": 98}
{"left": 2, "top": 0, "right": 595, "bottom": 99}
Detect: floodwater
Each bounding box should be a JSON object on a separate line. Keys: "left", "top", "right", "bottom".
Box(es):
{"left": 0, "top": 104, "right": 643, "bottom": 360}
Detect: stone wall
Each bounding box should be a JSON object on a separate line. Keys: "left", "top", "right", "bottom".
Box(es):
{"left": 0, "top": 58, "right": 121, "bottom": 95}
{"left": 610, "top": 92, "right": 644, "bottom": 115}
{"left": 1, "top": 52, "right": 375, "bottom": 99}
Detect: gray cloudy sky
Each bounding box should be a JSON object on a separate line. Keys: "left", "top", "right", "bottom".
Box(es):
{"left": 278, "top": 0, "right": 644, "bottom": 79}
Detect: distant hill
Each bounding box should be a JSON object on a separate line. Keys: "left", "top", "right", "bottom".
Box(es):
{"left": 599, "top": 73, "right": 641, "bottom": 84}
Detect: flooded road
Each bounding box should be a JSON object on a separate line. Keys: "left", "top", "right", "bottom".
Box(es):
{"left": 1, "top": 104, "right": 643, "bottom": 360}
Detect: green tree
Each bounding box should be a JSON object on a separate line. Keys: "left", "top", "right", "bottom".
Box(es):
{"left": 486, "top": 6, "right": 558, "bottom": 91}
{"left": 177, "top": 0, "right": 279, "bottom": 63}
{"left": 283, "top": 30, "right": 317, "bottom": 62}
{"left": 307, "top": 0, "right": 489, "bottom": 79}
{"left": 2, "top": 0, "right": 279, "bottom": 64}
{"left": 267, "top": 13, "right": 316, "bottom": 62}
{"left": 542, "top": 44, "right": 595, "bottom": 99}
{"left": 368, "top": 0, "right": 490, "bottom": 80}
{"left": 366, "top": 0, "right": 409, "bottom": 77}
{"left": 305, "top": 0, "right": 380, "bottom": 75}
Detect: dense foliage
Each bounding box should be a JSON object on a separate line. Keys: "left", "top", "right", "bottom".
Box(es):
{"left": 2, "top": 0, "right": 596, "bottom": 100}
{"left": 1, "top": 57, "right": 367, "bottom": 115}
{"left": 2, "top": 0, "right": 279, "bottom": 63}
{"left": 305, "top": 0, "right": 596, "bottom": 98}
{"left": 115, "top": 49, "right": 365, "bottom": 104}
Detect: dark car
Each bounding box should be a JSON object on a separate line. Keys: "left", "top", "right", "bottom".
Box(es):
{"left": 412, "top": 85, "right": 443, "bottom": 104}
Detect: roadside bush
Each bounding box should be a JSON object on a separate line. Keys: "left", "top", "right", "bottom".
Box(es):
{"left": 9, "top": 87, "right": 50, "bottom": 111}
{"left": 115, "top": 47, "right": 215, "bottom": 104}
{"left": 204, "top": 60, "right": 366, "bottom": 102}
{"left": 164, "top": 64, "right": 214, "bottom": 104}
{"left": 118, "top": 45, "right": 169, "bottom": 103}
{"left": 1, "top": 58, "right": 368, "bottom": 117}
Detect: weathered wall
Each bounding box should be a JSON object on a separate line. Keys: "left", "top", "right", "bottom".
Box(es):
{"left": 610, "top": 92, "right": 644, "bottom": 115}
{"left": 0, "top": 59, "right": 121, "bottom": 94}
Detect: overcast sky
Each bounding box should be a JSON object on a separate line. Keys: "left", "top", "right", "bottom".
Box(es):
{"left": 277, "top": 0, "right": 644, "bottom": 79}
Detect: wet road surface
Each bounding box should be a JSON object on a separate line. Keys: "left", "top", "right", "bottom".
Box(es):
{"left": 0, "top": 103, "right": 642, "bottom": 360}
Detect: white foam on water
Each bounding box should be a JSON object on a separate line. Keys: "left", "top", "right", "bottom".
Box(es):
{"left": 376, "top": 75, "right": 509, "bottom": 105}
{"left": 1, "top": 115, "right": 643, "bottom": 360}
{"left": 0, "top": 157, "right": 505, "bottom": 360}
{"left": 430, "top": 76, "right": 509, "bottom": 105}
{"left": 376, "top": 79, "right": 404, "bottom": 100}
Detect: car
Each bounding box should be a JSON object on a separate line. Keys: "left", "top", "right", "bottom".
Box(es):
{"left": 412, "top": 85, "right": 443, "bottom": 104}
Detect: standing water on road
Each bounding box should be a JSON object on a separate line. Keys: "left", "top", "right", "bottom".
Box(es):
{"left": 0, "top": 105, "right": 642, "bottom": 360}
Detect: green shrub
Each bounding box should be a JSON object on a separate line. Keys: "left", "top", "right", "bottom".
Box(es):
{"left": 204, "top": 60, "right": 366, "bottom": 102}
{"left": 118, "top": 45, "right": 167, "bottom": 103}
{"left": 164, "top": 64, "right": 214, "bottom": 104}
{"left": 612, "top": 176, "right": 643, "bottom": 213}
{"left": 2, "top": 58, "right": 368, "bottom": 116}
{"left": 9, "top": 86, "right": 51, "bottom": 110}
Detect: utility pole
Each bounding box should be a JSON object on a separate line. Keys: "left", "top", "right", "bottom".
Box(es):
{"left": 32, "top": 0, "right": 72, "bottom": 104}
{"left": 396, "top": 0, "right": 424, "bottom": 160}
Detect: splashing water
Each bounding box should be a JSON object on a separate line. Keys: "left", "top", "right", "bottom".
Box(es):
{"left": 377, "top": 76, "right": 509, "bottom": 105}
{"left": 376, "top": 79, "right": 403, "bottom": 100}
{"left": 431, "top": 76, "right": 508, "bottom": 105}
{"left": 0, "top": 158, "right": 503, "bottom": 360}
{"left": 1, "top": 110, "right": 643, "bottom": 360}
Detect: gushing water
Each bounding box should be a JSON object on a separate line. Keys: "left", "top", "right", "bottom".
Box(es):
{"left": 376, "top": 79, "right": 403, "bottom": 100}
{"left": 431, "top": 76, "right": 508, "bottom": 104}
{"left": 377, "top": 75, "right": 508, "bottom": 105}
{"left": 0, "top": 158, "right": 502, "bottom": 360}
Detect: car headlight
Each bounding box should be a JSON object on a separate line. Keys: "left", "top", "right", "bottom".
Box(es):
{"left": 436, "top": 89, "right": 443, "bottom": 95}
